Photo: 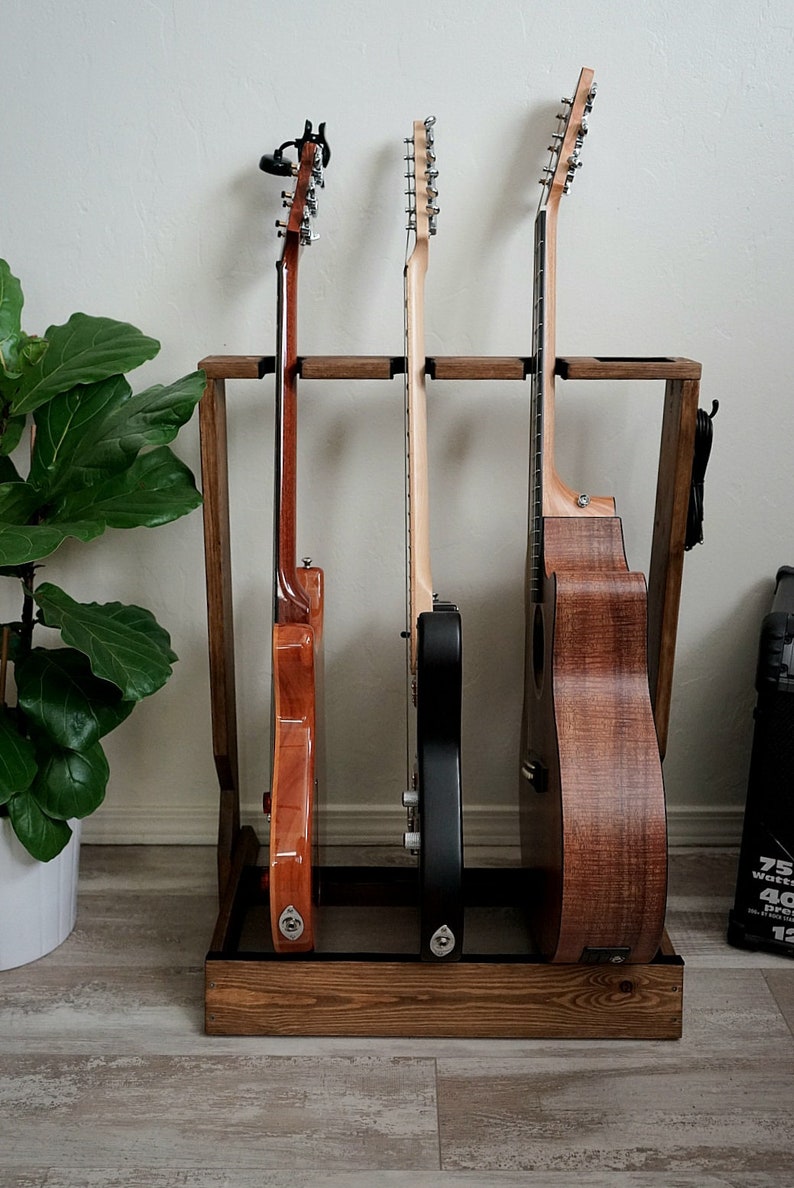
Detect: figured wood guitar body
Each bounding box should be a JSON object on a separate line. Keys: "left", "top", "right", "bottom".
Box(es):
{"left": 520, "top": 71, "right": 667, "bottom": 964}
{"left": 522, "top": 518, "right": 667, "bottom": 962}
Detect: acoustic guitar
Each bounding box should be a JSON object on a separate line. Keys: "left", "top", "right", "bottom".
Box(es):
{"left": 402, "top": 117, "right": 465, "bottom": 962}
{"left": 260, "top": 122, "right": 329, "bottom": 953}
{"left": 519, "top": 71, "right": 668, "bottom": 964}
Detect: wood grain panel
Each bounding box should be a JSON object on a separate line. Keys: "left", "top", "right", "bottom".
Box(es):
{"left": 205, "top": 958, "right": 683, "bottom": 1038}
{"left": 198, "top": 355, "right": 273, "bottom": 379}
{"left": 428, "top": 356, "right": 528, "bottom": 380}
{"left": 556, "top": 356, "right": 702, "bottom": 380}
{"left": 0, "top": 1055, "right": 439, "bottom": 1171}
{"left": 436, "top": 1054, "right": 794, "bottom": 1173}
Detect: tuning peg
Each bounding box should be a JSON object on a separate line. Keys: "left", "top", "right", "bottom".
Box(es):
{"left": 275, "top": 219, "right": 288, "bottom": 229}
{"left": 428, "top": 216, "right": 438, "bottom": 235}
{"left": 426, "top": 202, "right": 440, "bottom": 215}
{"left": 561, "top": 96, "right": 573, "bottom": 105}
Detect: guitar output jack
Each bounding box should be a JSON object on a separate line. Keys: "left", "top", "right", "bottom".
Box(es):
{"left": 429, "top": 924, "right": 456, "bottom": 957}
{"left": 277, "top": 904, "right": 305, "bottom": 941}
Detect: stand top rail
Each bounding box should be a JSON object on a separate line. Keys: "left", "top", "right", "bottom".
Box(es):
{"left": 199, "top": 354, "right": 701, "bottom": 382}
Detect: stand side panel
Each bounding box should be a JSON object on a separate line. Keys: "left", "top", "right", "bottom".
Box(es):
{"left": 199, "top": 375, "right": 241, "bottom": 895}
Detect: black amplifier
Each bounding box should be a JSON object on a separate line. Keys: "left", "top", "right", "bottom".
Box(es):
{"left": 728, "top": 566, "right": 794, "bottom": 957}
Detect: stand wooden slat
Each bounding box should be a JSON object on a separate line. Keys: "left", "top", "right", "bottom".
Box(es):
{"left": 197, "top": 352, "right": 699, "bottom": 1038}
{"left": 206, "top": 951, "right": 683, "bottom": 1039}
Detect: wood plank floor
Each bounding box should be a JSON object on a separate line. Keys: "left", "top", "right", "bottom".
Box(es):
{"left": 1, "top": 845, "right": 792, "bottom": 1186}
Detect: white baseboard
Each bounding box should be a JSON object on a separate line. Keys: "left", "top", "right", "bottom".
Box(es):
{"left": 81, "top": 801, "right": 745, "bottom": 848}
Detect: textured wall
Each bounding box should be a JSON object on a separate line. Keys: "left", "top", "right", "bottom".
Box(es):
{"left": 1, "top": 0, "right": 791, "bottom": 845}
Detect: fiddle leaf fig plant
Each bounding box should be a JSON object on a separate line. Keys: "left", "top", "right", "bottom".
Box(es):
{"left": 0, "top": 260, "right": 205, "bottom": 861}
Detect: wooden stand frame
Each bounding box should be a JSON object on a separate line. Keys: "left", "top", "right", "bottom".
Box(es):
{"left": 198, "top": 353, "right": 699, "bottom": 1038}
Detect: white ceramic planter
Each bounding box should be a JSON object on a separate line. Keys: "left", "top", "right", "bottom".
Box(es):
{"left": 0, "top": 817, "right": 81, "bottom": 970}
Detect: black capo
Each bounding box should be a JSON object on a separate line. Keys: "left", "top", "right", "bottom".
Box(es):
{"left": 259, "top": 120, "right": 331, "bottom": 177}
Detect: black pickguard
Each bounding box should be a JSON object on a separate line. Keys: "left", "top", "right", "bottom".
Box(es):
{"left": 417, "top": 604, "right": 464, "bottom": 961}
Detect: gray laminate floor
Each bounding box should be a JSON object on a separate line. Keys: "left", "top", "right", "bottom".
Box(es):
{"left": 1, "top": 845, "right": 793, "bottom": 1187}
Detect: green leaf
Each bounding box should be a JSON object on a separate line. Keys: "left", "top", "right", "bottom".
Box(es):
{"left": 15, "top": 647, "right": 136, "bottom": 751}
{"left": 0, "top": 333, "right": 48, "bottom": 382}
{"left": 0, "top": 520, "right": 105, "bottom": 566}
{"left": 30, "top": 373, "right": 132, "bottom": 490}
{"left": 10, "top": 313, "right": 160, "bottom": 416}
{"left": 0, "top": 707, "right": 37, "bottom": 804}
{"left": 0, "top": 261, "right": 23, "bottom": 344}
{"left": 0, "top": 480, "right": 42, "bottom": 523}
{"left": 50, "top": 445, "right": 202, "bottom": 529}
{"left": 0, "top": 414, "right": 26, "bottom": 457}
{"left": 30, "top": 369, "right": 205, "bottom": 494}
{"left": 33, "top": 582, "right": 177, "bottom": 700}
{"left": 6, "top": 786, "right": 73, "bottom": 860}
{"left": 30, "top": 738, "right": 108, "bottom": 820}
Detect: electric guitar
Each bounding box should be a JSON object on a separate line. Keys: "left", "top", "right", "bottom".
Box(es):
{"left": 402, "top": 117, "right": 465, "bottom": 962}
{"left": 519, "top": 71, "right": 668, "bottom": 964}
{"left": 260, "top": 122, "right": 330, "bottom": 953}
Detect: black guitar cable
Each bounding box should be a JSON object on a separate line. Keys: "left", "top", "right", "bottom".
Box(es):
{"left": 685, "top": 399, "right": 719, "bottom": 550}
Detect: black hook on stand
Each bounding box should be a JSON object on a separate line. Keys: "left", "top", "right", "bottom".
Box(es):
{"left": 260, "top": 120, "right": 331, "bottom": 177}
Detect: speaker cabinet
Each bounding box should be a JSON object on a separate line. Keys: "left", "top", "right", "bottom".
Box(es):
{"left": 728, "top": 567, "right": 794, "bottom": 956}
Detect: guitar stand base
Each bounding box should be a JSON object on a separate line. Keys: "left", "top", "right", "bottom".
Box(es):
{"left": 199, "top": 355, "right": 699, "bottom": 1040}
{"left": 204, "top": 840, "right": 683, "bottom": 1039}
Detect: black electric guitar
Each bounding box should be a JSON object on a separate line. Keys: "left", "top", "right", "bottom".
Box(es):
{"left": 401, "top": 117, "right": 464, "bottom": 961}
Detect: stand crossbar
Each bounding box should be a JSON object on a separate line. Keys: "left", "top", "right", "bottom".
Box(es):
{"left": 198, "top": 353, "right": 699, "bottom": 1038}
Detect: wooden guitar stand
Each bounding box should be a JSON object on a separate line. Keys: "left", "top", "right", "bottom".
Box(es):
{"left": 199, "top": 352, "right": 700, "bottom": 1038}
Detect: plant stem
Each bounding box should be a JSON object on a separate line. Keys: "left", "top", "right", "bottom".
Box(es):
{"left": 0, "top": 626, "right": 8, "bottom": 706}
{"left": 18, "top": 564, "right": 36, "bottom": 664}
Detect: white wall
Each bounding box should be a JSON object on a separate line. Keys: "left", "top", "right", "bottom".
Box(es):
{"left": 2, "top": 0, "right": 791, "bottom": 847}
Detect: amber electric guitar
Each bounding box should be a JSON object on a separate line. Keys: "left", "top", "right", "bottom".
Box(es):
{"left": 260, "top": 122, "right": 329, "bottom": 953}
{"left": 401, "top": 118, "right": 464, "bottom": 962}
{"left": 519, "top": 71, "right": 667, "bottom": 964}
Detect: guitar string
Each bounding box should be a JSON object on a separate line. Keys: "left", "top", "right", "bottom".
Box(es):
{"left": 403, "top": 224, "right": 412, "bottom": 788}
{"left": 402, "top": 134, "right": 417, "bottom": 793}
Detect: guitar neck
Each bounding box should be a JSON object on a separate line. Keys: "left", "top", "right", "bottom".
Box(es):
{"left": 405, "top": 240, "right": 434, "bottom": 670}
{"left": 529, "top": 207, "right": 550, "bottom": 601}
{"left": 529, "top": 65, "right": 612, "bottom": 556}
{"left": 273, "top": 254, "right": 310, "bottom": 624}
{"left": 404, "top": 118, "right": 437, "bottom": 673}
{"left": 273, "top": 150, "right": 316, "bottom": 626}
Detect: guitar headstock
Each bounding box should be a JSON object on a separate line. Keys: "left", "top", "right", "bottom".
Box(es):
{"left": 260, "top": 119, "right": 330, "bottom": 247}
{"left": 539, "top": 68, "right": 596, "bottom": 207}
{"left": 405, "top": 116, "right": 439, "bottom": 243}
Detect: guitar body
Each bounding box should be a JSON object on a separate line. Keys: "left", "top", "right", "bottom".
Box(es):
{"left": 520, "top": 517, "right": 667, "bottom": 963}
{"left": 417, "top": 605, "right": 464, "bottom": 961}
{"left": 270, "top": 565, "right": 323, "bottom": 953}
